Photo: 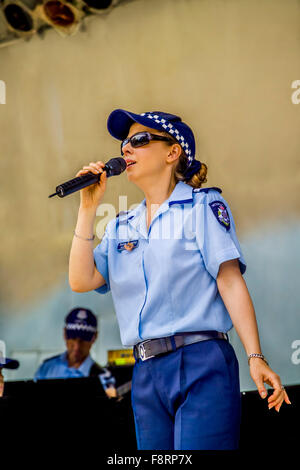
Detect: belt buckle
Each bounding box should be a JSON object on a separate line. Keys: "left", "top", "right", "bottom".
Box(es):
{"left": 138, "top": 340, "right": 154, "bottom": 361}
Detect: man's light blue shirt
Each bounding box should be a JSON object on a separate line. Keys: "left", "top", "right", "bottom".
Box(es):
{"left": 34, "top": 352, "right": 94, "bottom": 380}
{"left": 34, "top": 353, "right": 116, "bottom": 390}
{"left": 93, "top": 181, "right": 247, "bottom": 347}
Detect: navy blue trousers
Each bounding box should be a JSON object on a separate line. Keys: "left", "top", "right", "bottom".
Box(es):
{"left": 131, "top": 338, "right": 241, "bottom": 450}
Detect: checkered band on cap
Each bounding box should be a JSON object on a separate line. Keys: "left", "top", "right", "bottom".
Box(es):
{"left": 140, "top": 112, "right": 193, "bottom": 166}
{"left": 65, "top": 323, "right": 97, "bottom": 333}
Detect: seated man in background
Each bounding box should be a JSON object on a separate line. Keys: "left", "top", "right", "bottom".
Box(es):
{"left": 34, "top": 307, "right": 117, "bottom": 398}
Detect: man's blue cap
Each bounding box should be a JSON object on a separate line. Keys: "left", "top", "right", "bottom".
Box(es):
{"left": 107, "top": 109, "right": 197, "bottom": 170}
{"left": 0, "top": 357, "right": 19, "bottom": 369}
{"left": 64, "top": 307, "right": 97, "bottom": 342}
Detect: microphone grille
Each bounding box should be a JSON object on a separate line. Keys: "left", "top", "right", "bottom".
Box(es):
{"left": 105, "top": 157, "right": 126, "bottom": 176}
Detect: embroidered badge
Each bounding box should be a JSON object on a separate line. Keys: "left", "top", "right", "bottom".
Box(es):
{"left": 209, "top": 201, "right": 230, "bottom": 231}
{"left": 117, "top": 240, "right": 139, "bottom": 252}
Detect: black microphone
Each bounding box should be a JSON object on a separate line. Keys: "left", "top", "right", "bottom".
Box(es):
{"left": 48, "top": 157, "right": 127, "bottom": 198}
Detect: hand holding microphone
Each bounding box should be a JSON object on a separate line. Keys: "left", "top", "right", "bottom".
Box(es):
{"left": 48, "top": 157, "right": 126, "bottom": 208}
{"left": 75, "top": 160, "right": 108, "bottom": 209}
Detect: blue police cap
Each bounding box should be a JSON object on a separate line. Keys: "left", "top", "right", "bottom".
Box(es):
{"left": 64, "top": 307, "right": 97, "bottom": 342}
{"left": 107, "top": 109, "right": 199, "bottom": 176}
{"left": 0, "top": 357, "right": 19, "bottom": 369}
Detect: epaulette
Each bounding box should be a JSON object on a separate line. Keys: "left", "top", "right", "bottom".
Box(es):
{"left": 42, "top": 353, "right": 61, "bottom": 364}
{"left": 192, "top": 186, "right": 222, "bottom": 194}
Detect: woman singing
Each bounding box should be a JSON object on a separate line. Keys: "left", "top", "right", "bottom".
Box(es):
{"left": 69, "top": 109, "right": 291, "bottom": 450}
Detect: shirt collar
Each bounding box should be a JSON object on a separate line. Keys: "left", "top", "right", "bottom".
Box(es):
{"left": 125, "top": 181, "right": 194, "bottom": 237}
{"left": 77, "top": 355, "right": 94, "bottom": 376}
{"left": 165, "top": 180, "right": 194, "bottom": 206}
{"left": 61, "top": 352, "right": 94, "bottom": 376}
{"left": 128, "top": 180, "right": 193, "bottom": 219}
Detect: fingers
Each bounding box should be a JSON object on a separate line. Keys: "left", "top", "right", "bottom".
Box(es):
{"left": 284, "top": 390, "right": 292, "bottom": 406}
{"left": 255, "top": 376, "right": 268, "bottom": 399}
{"left": 268, "top": 389, "right": 282, "bottom": 407}
{"left": 76, "top": 161, "right": 106, "bottom": 178}
{"left": 267, "top": 381, "right": 292, "bottom": 412}
{"left": 270, "top": 389, "right": 292, "bottom": 412}
{"left": 271, "top": 394, "right": 286, "bottom": 412}
{"left": 254, "top": 369, "right": 292, "bottom": 412}
{"left": 265, "top": 374, "right": 283, "bottom": 410}
{"left": 268, "top": 393, "right": 284, "bottom": 411}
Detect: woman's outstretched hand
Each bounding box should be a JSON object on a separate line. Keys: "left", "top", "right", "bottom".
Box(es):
{"left": 249, "top": 358, "right": 292, "bottom": 412}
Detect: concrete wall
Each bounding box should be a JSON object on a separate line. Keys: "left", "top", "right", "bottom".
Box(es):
{"left": 0, "top": 0, "right": 299, "bottom": 389}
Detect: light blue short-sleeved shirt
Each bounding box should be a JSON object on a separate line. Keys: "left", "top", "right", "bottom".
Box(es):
{"left": 34, "top": 352, "right": 115, "bottom": 390}
{"left": 93, "top": 181, "right": 246, "bottom": 347}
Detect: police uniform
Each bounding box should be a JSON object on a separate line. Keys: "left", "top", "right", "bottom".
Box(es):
{"left": 34, "top": 352, "right": 115, "bottom": 391}
{"left": 93, "top": 180, "right": 246, "bottom": 450}
{"left": 34, "top": 307, "right": 116, "bottom": 392}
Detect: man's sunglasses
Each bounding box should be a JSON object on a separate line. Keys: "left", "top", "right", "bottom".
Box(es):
{"left": 121, "top": 131, "right": 175, "bottom": 155}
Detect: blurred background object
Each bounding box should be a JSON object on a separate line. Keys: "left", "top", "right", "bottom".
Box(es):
{"left": 0, "top": 0, "right": 37, "bottom": 38}
{"left": 0, "top": 0, "right": 128, "bottom": 45}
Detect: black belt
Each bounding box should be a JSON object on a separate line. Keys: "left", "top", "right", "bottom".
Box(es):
{"left": 133, "top": 331, "right": 228, "bottom": 362}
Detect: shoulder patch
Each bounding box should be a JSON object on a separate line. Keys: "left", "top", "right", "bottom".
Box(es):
{"left": 209, "top": 200, "right": 231, "bottom": 231}
{"left": 193, "top": 186, "right": 222, "bottom": 194}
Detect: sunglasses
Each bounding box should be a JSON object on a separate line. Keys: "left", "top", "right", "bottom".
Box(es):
{"left": 121, "top": 131, "right": 175, "bottom": 155}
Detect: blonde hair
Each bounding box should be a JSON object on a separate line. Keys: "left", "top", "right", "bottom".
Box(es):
{"left": 173, "top": 153, "right": 208, "bottom": 189}
{"left": 161, "top": 132, "right": 208, "bottom": 189}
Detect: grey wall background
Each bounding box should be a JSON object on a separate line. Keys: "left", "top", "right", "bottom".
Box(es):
{"left": 0, "top": 0, "right": 299, "bottom": 390}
